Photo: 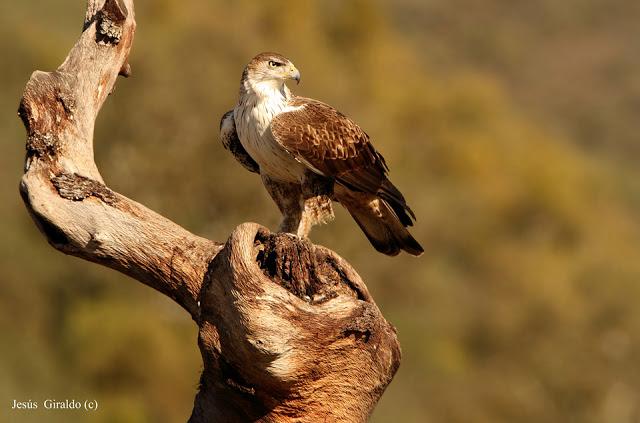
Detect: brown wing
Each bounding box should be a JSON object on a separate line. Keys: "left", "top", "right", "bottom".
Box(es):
{"left": 270, "top": 98, "right": 415, "bottom": 224}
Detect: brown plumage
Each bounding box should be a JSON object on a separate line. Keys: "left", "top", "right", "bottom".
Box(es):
{"left": 220, "top": 52, "right": 423, "bottom": 256}
{"left": 271, "top": 98, "right": 422, "bottom": 256}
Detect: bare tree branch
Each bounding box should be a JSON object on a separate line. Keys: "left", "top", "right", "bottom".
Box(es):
{"left": 18, "top": 1, "right": 401, "bottom": 420}
{"left": 18, "top": 0, "right": 219, "bottom": 319}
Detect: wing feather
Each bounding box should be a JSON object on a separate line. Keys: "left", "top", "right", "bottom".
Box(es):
{"left": 220, "top": 110, "right": 260, "bottom": 174}
{"left": 270, "top": 98, "right": 415, "bottom": 223}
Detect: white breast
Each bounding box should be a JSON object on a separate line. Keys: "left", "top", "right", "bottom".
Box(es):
{"left": 234, "top": 89, "right": 306, "bottom": 182}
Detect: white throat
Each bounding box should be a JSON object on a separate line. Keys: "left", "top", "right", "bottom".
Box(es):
{"left": 241, "top": 78, "right": 291, "bottom": 103}
{"left": 234, "top": 76, "right": 305, "bottom": 182}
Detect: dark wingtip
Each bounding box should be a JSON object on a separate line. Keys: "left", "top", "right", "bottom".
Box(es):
{"left": 405, "top": 204, "right": 417, "bottom": 222}
{"left": 379, "top": 180, "right": 417, "bottom": 225}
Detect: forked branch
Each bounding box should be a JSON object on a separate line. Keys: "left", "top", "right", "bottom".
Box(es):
{"left": 18, "top": 1, "right": 400, "bottom": 421}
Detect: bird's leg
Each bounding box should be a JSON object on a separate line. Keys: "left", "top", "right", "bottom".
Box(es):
{"left": 296, "top": 201, "right": 315, "bottom": 237}
{"left": 262, "top": 175, "right": 305, "bottom": 235}
{"left": 279, "top": 208, "right": 304, "bottom": 235}
{"left": 277, "top": 196, "right": 322, "bottom": 238}
{"left": 262, "top": 174, "right": 334, "bottom": 238}
{"left": 299, "top": 171, "right": 335, "bottom": 237}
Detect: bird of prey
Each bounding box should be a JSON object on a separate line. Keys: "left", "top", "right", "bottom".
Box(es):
{"left": 220, "top": 52, "right": 423, "bottom": 256}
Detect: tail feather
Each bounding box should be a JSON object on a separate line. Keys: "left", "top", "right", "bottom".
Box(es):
{"left": 335, "top": 185, "right": 424, "bottom": 257}
{"left": 379, "top": 179, "right": 416, "bottom": 223}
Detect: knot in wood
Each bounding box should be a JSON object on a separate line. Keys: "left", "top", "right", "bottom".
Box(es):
{"left": 254, "top": 230, "right": 363, "bottom": 304}
{"left": 26, "top": 132, "right": 59, "bottom": 158}
{"left": 51, "top": 173, "right": 118, "bottom": 205}
{"left": 96, "top": 0, "right": 128, "bottom": 45}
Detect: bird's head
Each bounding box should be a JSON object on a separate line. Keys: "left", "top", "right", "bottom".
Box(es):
{"left": 242, "top": 52, "right": 301, "bottom": 95}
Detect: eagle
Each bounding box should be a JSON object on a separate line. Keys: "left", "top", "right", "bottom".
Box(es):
{"left": 220, "top": 52, "right": 423, "bottom": 256}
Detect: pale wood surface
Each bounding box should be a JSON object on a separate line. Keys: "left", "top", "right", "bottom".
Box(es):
{"left": 18, "top": 1, "right": 401, "bottom": 421}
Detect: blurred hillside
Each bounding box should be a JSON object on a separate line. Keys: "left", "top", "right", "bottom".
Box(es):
{"left": 1, "top": 1, "right": 639, "bottom": 422}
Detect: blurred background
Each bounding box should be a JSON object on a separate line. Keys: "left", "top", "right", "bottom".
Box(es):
{"left": 2, "top": 0, "right": 639, "bottom": 422}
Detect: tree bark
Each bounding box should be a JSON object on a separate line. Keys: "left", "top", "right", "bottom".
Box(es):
{"left": 17, "top": 1, "right": 401, "bottom": 421}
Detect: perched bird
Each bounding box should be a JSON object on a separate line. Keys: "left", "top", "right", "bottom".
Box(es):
{"left": 220, "top": 52, "right": 423, "bottom": 256}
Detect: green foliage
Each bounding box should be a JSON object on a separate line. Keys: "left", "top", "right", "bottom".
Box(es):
{"left": 1, "top": 1, "right": 638, "bottom": 422}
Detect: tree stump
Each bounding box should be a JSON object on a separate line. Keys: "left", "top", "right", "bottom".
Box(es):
{"left": 17, "top": 1, "right": 401, "bottom": 421}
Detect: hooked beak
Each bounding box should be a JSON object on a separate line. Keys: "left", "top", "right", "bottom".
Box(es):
{"left": 289, "top": 66, "right": 301, "bottom": 85}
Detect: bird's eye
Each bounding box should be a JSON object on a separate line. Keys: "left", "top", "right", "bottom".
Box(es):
{"left": 268, "top": 60, "right": 283, "bottom": 68}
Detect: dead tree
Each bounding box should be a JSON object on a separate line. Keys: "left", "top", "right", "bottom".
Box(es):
{"left": 17, "top": 1, "right": 401, "bottom": 421}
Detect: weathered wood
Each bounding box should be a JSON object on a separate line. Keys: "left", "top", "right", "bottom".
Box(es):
{"left": 18, "top": 1, "right": 401, "bottom": 421}
{"left": 193, "top": 225, "right": 400, "bottom": 421}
